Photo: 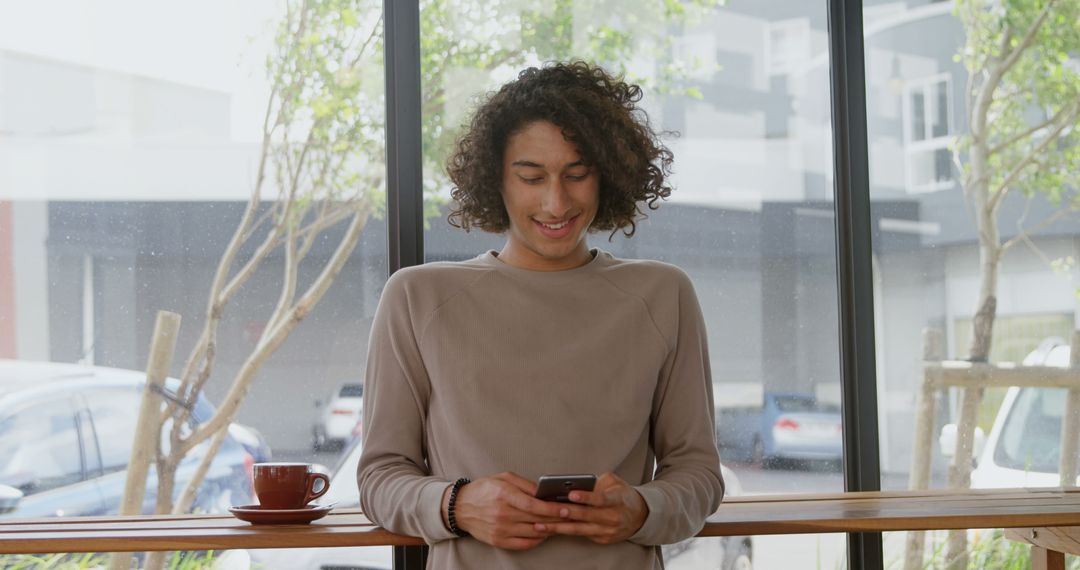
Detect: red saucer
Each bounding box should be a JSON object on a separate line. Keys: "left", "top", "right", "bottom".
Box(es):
{"left": 228, "top": 504, "right": 333, "bottom": 525}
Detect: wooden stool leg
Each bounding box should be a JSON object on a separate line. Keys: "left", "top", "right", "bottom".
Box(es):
{"left": 1031, "top": 546, "right": 1065, "bottom": 570}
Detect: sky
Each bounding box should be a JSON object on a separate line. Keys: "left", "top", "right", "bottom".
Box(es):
{"left": 0, "top": 0, "right": 283, "bottom": 141}
{"left": 0, "top": 1, "right": 824, "bottom": 205}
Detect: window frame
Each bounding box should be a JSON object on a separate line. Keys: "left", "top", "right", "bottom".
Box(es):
{"left": 901, "top": 73, "right": 954, "bottom": 193}
{"left": 765, "top": 18, "right": 812, "bottom": 76}
{"left": 0, "top": 0, "right": 884, "bottom": 567}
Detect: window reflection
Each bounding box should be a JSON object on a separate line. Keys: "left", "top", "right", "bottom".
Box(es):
{"left": 867, "top": 0, "right": 1080, "bottom": 567}
{"left": 422, "top": 1, "right": 846, "bottom": 568}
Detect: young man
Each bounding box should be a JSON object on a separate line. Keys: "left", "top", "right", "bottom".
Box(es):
{"left": 357, "top": 61, "right": 723, "bottom": 569}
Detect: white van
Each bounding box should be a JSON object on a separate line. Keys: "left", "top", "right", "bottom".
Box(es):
{"left": 968, "top": 339, "right": 1078, "bottom": 488}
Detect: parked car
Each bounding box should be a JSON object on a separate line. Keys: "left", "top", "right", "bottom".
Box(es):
{"left": 312, "top": 382, "right": 364, "bottom": 452}
{"left": 964, "top": 339, "right": 1079, "bottom": 488}
{"left": 0, "top": 359, "right": 260, "bottom": 518}
{"left": 716, "top": 392, "right": 842, "bottom": 467}
{"left": 252, "top": 436, "right": 753, "bottom": 570}
{"left": 229, "top": 423, "right": 273, "bottom": 464}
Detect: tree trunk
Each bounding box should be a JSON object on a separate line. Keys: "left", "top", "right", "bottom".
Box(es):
{"left": 143, "top": 460, "right": 178, "bottom": 570}
{"left": 946, "top": 149, "right": 1001, "bottom": 568}
{"left": 902, "top": 329, "right": 944, "bottom": 570}
{"left": 171, "top": 429, "right": 229, "bottom": 515}
{"left": 968, "top": 247, "right": 1000, "bottom": 364}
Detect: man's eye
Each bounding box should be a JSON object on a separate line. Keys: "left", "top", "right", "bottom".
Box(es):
{"left": 566, "top": 174, "right": 588, "bottom": 181}
{"left": 521, "top": 177, "right": 543, "bottom": 184}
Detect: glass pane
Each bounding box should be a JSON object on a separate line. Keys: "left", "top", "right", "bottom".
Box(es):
{"left": 911, "top": 90, "right": 926, "bottom": 141}
{"left": 932, "top": 148, "right": 951, "bottom": 184}
{"left": 0, "top": 3, "right": 388, "bottom": 562}
{"left": 0, "top": 399, "right": 82, "bottom": 496}
{"left": 84, "top": 387, "right": 143, "bottom": 475}
{"left": 931, "top": 80, "right": 949, "bottom": 139}
{"left": 421, "top": 1, "right": 845, "bottom": 568}
{"left": 867, "top": 0, "right": 1080, "bottom": 567}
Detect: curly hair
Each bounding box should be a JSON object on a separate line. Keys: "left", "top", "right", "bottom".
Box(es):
{"left": 446, "top": 61, "right": 674, "bottom": 237}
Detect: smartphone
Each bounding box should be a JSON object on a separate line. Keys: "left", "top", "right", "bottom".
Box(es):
{"left": 534, "top": 474, "right": 597, "bottom": 503}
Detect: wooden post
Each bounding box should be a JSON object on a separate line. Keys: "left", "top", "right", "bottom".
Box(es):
{"left": 944, "top": 349, "right": 984, "bottom": 570}
{"left": 1005, "top": 527, "right": 1075, "bottom": 570}
{"left": 108, "top": 310, "right": 181, "bottom": 570}
{"left": 911, "top": 328, "right": 944, "bottom": 491}
{"left": 903, "top": 328, "right": 943, "bottom": 570}
{"left": 1060, "top": 331, "right": 1080, "bottom": 487}
{"left": 1031, "top": 546, "right": 1067, "bottom": 570}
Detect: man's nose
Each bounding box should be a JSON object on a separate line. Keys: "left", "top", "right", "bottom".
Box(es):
{"left": 541, "top": 180, "right": 572, "bottom": 219}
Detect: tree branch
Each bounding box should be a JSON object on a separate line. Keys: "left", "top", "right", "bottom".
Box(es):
{"left": 293, "top": 149, "right": 355, "bottom": 262}
{"left": 350, "top": 13, "right": 383, "bottom": 67}
{"left": 421, "top": 49, "right": 521, "bottom": 118}
{"left": 999, "top": 0, "right": 1058, "bottom": 73}
{"left": 218, "top": 225, "right": 285, "bottom": 304}
{"left": 988, "top": 103, "right": 1073, "bottom": 156}
{"left": 968, "top": 0, "right": 1056, "bottom": 141}
{"left": 163, "top": 0, "right": 318, "bottom": 430}
{"left": 240, "top": 203, "right": 276, "bottom": 244}
{"left": 170, "top": 428, "right": 229, "bottom": 515}
{"left": 186, "top": 201, "right": 294, "bottom": 403}
{"left": 265, "top": 203, "right": 300, "bottom": 336}
{"left": 991, "top": 103, "right": 1080, "bottom": 210}
{"left": 997, "top": 21, "right": 1014, "bottom": 65}
{"left": 180, "top": 206, "right": 371, "bottom": 455}
{"left": 297, "top": 196, "right": 370, "bottom": 264}
{"left": 1002, "top": 207, "right": 1075, "bottom": 251}
{"left": 166, "top": 86, "right": 280, "bottom": 423}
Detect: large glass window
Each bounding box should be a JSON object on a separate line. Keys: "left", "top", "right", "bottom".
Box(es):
{"left": 0, "top": 1, "right": 390, "bottom": 433}
{"left": 420, "top": 1, "right": 846, "bottom": 568}
{"left": 6, "top": 1, "right": 1073, "bottom": 569}
{"left": 1, "top": 0, "right": 389, "bottom": 564}
{"left": 866, "top": 0, "right": 1080, "bottom": 567}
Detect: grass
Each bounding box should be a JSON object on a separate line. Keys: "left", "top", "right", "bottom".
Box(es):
{"left": 882, "top": 529, "right": 1080, "bottom": 570}
{"left": 0, "top": 551, "right": 219, "bottom": 570}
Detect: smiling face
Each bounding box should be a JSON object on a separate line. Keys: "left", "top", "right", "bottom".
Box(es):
{"left": 497, "top": 121, "right": 600, "bottom": 271}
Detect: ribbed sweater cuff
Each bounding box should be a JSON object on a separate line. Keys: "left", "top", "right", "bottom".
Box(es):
{"left": 419, "top": 480, "right": 456, "bottom": 544}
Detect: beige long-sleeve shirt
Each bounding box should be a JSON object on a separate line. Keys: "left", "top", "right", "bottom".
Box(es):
{"left": 357, "top": 249, "right": 724, "bottom": 569}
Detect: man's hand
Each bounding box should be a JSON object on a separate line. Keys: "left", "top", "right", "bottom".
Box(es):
{"left": 443, "top": 472, "right": 566, "bottom": 550}
{"left": 532, "top": 472, "right": 648, "bottom": 545}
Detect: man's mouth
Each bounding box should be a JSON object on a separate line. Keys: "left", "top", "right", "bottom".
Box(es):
{"left": 533, "top": 215, "right": 578, "bottom": 237}
{"left": 539, "top": 219, "right": 571, "bottom": 230}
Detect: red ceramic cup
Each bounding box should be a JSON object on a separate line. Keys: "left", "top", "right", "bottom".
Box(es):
{"left": 252, "top": 462, "right": 330, "bottom": 509}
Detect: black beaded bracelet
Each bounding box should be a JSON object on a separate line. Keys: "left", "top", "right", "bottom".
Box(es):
{"left": 447, "top": 477, "right": 470, "bottom": 537}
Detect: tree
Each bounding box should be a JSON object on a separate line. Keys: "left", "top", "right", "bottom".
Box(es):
{"left": 945, "top": 0, "right": 1080, "bottom": 567}
{"left": 115, "top": 1, "right": 724, "bottom": 568}
{"left": 419, "top": 0, "right": 723, "bottom": 207}
{"left": 113, "top": 1, "right": 384, "bottom": 568}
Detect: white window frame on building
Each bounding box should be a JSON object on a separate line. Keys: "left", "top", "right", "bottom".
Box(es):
{"left": 902, "top": 73, "right": 954, "bottom": 193}
{"left": 764, "top": 18, "right": 811, "bottom": 76}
